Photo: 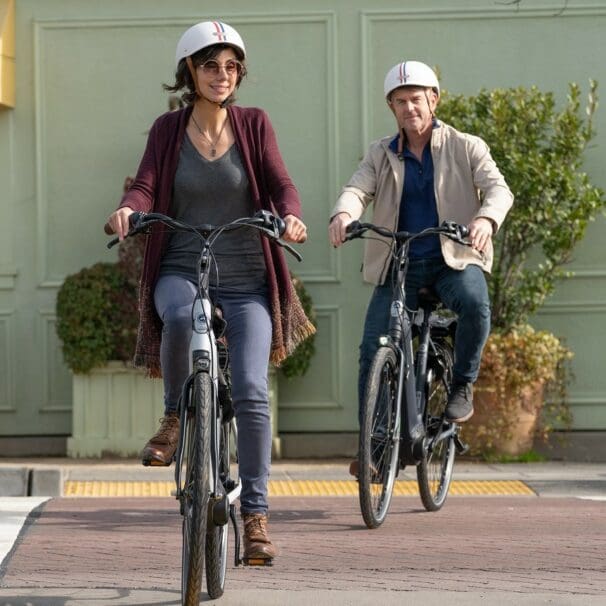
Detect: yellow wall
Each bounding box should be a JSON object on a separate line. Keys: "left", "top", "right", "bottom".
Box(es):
{"left": 0, "top": 0, "right": 15, "bottom": 108}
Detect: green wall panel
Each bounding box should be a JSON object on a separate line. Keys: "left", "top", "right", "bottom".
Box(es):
{"left": 1, "top": 0, "right": 605, "bottom": 437}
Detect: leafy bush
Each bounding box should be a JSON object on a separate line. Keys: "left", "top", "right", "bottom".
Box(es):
{"left": 438, "top": 81, "right": 605, "bottom": 332}
{"left": 56, "top": 261, "right": 138, "bottom": 373}
{"left": 437, "top": 82, "right": 605, "bottom": 454}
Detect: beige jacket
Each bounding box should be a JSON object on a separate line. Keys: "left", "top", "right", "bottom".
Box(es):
{"left": 332, "top": 121, "right": 514, "bottom": 285}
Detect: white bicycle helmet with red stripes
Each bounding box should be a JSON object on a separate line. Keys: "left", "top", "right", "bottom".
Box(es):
{"left": 384, "top": 61, "right": 440, "bottom": 99}
{"left": 175, "top": 21, "right": 246, "bottom": 67}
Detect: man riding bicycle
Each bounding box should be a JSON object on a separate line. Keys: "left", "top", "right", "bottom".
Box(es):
{"left": 328, "top": 61, "right": 513, "bottom": 476}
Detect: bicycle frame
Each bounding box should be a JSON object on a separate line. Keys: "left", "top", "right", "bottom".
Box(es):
{"left": 386, "top": 244, "right": 431, "bottom": 465}
{"left": 174, "top": 241, "right": 241, "bottom": 512}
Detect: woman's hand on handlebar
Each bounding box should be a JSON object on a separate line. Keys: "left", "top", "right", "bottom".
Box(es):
{"left": 282, "top": 214, "right": 307, "bottom": 243}
{"left": 328, "top": 212, "right": 354, "bottom": 248}
{"left": 105, "top": 207, "right": 135, "bottom": 241}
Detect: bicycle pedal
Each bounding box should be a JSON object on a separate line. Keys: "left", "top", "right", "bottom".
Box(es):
{"left": 242, "top": 557, "right": 273, "bottom": 567}
{"left": 142, "top": 458, "right": 172, "bottom": 467}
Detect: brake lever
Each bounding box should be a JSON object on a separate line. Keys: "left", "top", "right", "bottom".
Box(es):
{"left": 254, "top": 210, "right": 285, "bottom": 239}
{"left": 275, "top": 239, "right": 302, "bottom": 262}
{"left": 343, "top": 220, "right": 363, "bottom": 241}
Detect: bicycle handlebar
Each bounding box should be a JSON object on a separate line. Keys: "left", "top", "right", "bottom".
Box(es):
{"left": 344, "top": 220, "right": 470, "bottom": 247}
{"left": 106, "top": 210, "right": 302, "bottom": 262}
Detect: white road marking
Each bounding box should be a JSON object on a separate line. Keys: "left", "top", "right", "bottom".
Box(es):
{"left": 0, "top": 497, "right": 49, "bottom": 567}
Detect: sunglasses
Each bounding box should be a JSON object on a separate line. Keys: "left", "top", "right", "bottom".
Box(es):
{"left": 197, "top": 59, "right": 243, "bottom": 76}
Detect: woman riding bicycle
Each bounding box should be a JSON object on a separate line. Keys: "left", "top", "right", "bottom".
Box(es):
{"left": 106, "top": 20, "right": 314, "bottom": 564}
{"left": 328, "top": 61, "right": 514, "bottom": 476}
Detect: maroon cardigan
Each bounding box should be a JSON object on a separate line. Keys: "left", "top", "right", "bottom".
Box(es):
{"left": 119, "top": 105, "right": 314, "bottom": 376}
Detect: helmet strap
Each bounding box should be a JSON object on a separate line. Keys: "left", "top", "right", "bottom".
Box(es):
{"left": 186, "top": 57, "right": 203, "bottom": 97}
{"left": 424, "top": 88, "right": 437, "bottom": 118}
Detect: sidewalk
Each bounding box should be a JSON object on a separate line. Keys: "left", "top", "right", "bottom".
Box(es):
{"left": 1, "top": 457, "right": 605, "bottom": 498}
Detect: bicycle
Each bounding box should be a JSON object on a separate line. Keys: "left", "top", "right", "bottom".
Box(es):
{"left": 344, "top": 220, "right": 471, "bottom": 529}
{"left": 108, "top": 209, "right": 301, "bottom": 603}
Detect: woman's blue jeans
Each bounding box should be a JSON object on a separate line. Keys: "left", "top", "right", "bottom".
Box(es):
{"left": 154, "top": 275, "right": 272, "bottom": 515}
{"left": 358, "top": 259, "right": 491, "bottom": 425}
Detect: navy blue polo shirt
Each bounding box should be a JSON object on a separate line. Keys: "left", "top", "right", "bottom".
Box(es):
{"left": 389, "top": 127, "right": 442, "bottom": 258}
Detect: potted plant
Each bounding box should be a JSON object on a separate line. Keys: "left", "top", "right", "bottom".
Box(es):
{"left": 438, "top": 81, "right": 605, "bottom": 457}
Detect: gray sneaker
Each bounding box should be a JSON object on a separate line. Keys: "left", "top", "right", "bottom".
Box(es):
{"left": 445, "top": 382, "right": 474, "bottom": 423}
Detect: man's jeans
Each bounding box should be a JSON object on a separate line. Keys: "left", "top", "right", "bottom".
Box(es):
{"left": 358, "top": 258, "right": 490, "bottom": 425}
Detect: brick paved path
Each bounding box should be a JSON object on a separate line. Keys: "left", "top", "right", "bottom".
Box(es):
{"left": 2, "top": 496, "right": 605, "bottom": 596}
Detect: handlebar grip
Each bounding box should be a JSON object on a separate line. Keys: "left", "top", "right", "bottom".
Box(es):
{"left": 106, "top": 211, "right": 145, "bottom": 248}
{"left": 345, "top": 220, "right": 362, "bottom": 234}
{"left": 129, "top": 211, "right": 144, "bottom": 227}
{"left": 104, "top": 210, "right": 144, "bottom": 236}
{"left": 275, "top": 216, "right": 286, "bottom": 237}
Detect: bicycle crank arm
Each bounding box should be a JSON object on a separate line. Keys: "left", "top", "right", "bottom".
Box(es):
{"left": 225, "top": 482, "right": 242, "bottom": 504}
{"left": 454, "top": 433, "right": 469, "bottom": 455}
{"left": 210, "top": 482, "right": 242, "bottom": 527}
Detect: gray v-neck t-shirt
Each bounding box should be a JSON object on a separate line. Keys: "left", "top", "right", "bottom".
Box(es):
{"left": 160, "top": 133, "right": 267, "bottom": 293}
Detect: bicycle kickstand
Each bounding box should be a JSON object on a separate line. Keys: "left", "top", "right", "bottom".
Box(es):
{"left": 230, "top": 504, "right": 242, "bottom": 567}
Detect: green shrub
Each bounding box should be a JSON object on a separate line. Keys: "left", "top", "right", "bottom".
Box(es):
{"left": 437, "top": 82, "right": 605, "bottom": 454}
{"left": 56, "top": 261, "right": 138, "bottom": 373}
{"left": 438, "top": 81, "right": 605, "bottom": 332}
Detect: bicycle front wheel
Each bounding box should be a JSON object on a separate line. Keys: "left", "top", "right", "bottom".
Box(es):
{"left": 181, "top": 372, "right": 212, "bottom": 606}
{"left": 417, "top": 342, "right": 456, "bottom": 511}
{"left": 205, "top": 421, "right": 231, "bottom": 598}
{"left": 359, "top": 346, "right": 401, "bottom": 529}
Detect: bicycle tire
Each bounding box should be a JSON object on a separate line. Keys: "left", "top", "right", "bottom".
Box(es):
{"left": 181, "top": 372, "right": 212, "bottom": 606}
{"left": 205, "top": 421, "right": 231, "bottom": 598}
{"left": 417, "top": 341, "right": 456, "bottom": 511}
{"left": 359, "top": 346, "right": 401, "bottom": 529}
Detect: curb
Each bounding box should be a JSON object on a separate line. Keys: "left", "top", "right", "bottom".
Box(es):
{"left": 0, "top": 467, "right": 63, "bottom": 497}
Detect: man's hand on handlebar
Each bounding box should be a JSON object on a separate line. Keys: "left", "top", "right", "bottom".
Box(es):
{"left": 105, "top": 207, "right": 136, "bottom": 241}
{"left": 328, "top": 212, "right": 354, "bottom": 248}
{"left": 467, "top": 217, "right": 494, "bottom": 253}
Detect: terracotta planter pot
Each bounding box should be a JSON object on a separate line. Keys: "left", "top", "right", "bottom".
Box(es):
{"left": 464, "top": 379, "right": 545, "bottom": 457}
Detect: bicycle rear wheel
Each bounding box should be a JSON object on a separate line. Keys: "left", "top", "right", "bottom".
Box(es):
{"left": 181, "top": 372, "right": 212, "bottom": 606}
{"left": 417, "top": 341, "right": 456, "bottom": 511}
{"left": 359, "top": 346, "right": 401, "bottom": 529}
{"left": 205, "top": 421, "right": 231, "bottom": 598}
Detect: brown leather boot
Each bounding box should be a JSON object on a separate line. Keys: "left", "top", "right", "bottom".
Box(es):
{"left": 242, "top": 513, "right": 277, "bottom": 564}
{"left": 141, "top": 412, "right": 180, "bottom": 467}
